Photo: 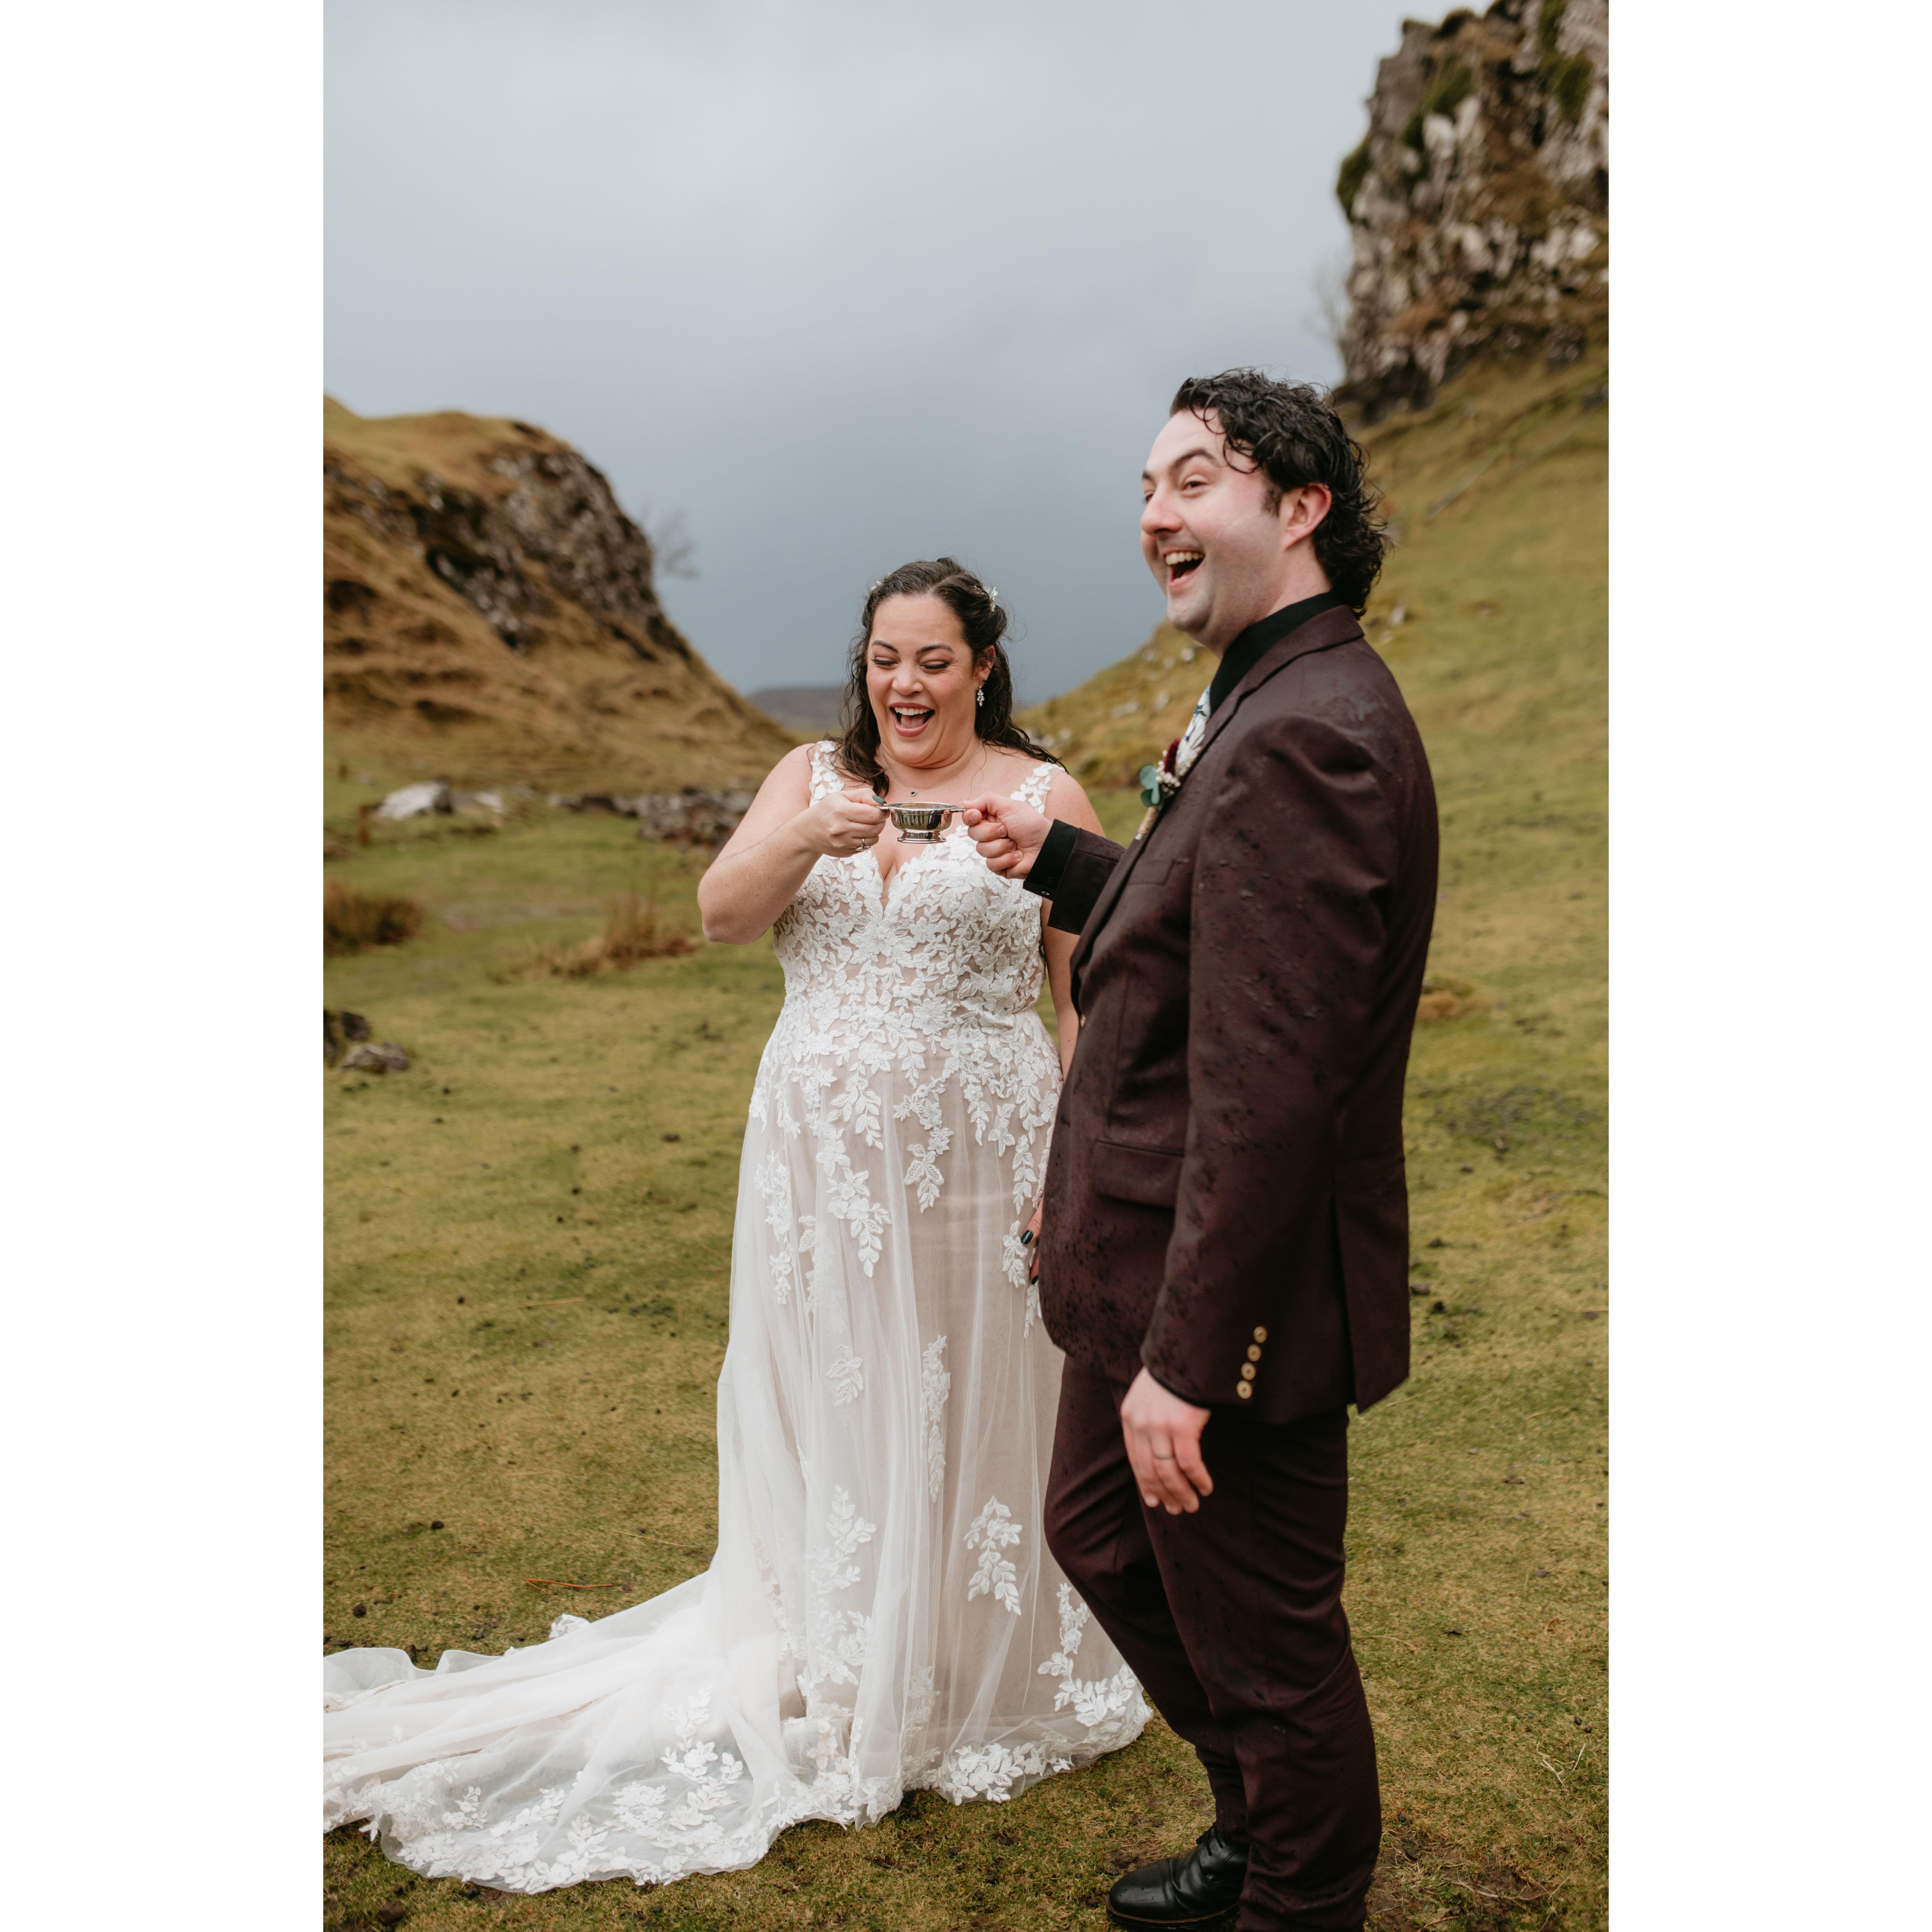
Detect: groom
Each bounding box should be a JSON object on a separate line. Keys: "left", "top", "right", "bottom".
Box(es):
{"left": 964, "top": 370, "right": 1437, "bottom": 1930}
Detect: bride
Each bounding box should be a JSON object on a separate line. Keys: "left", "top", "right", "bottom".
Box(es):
{"left": 325, "top": 557, "right": 1146, "bottom": 1893}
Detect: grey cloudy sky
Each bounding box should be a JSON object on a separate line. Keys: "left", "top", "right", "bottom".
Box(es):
{"left": 326, "top": 0, "right": 1411, "bottom": 705}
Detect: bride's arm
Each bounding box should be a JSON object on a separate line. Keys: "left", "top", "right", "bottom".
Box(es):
{"left": 697, "top": 746, "right": 886, "bottom": 944}
{"left": 1045, "top": 924, "right": 1080, "bottom": 1080}
{"left": 1038, "top": 768, "right": 1105, "bottom": 1080}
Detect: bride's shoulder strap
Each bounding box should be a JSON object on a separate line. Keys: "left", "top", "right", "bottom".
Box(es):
{"left": 807, "top": 739, "right": 839, "bottom": 800}
{"left": 1013, "top": 760, "right": 1056, "bottom": 812}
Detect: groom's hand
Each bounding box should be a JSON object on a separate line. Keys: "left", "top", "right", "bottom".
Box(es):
{"left": 1120, "top": 1368, "right": 1212, "bottom": 1515}
{"left": 961, "top": 793, "right": 1051, "bottom": 879}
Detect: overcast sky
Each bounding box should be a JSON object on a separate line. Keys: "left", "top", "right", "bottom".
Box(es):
{"left": 326, "top": 0, "right": 1412, "bottom": 705}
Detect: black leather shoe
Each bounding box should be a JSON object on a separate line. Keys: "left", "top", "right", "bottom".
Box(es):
{"left": 1106, "top": 1824, "right": 1249, "bottom": 1926}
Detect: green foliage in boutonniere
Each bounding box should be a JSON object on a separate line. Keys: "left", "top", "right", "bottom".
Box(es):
{"left": 1139, "top": 738, "right": 1183, "bottom": 810}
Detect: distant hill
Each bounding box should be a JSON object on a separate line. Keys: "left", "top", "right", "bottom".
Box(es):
{"left": 323, "top": 399, "right": 793, "bottom": 790}
{"left": 746, "top": 685, "right": 847, "bottom": 739}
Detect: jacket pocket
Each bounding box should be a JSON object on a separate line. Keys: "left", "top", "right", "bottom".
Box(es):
{"left": 1091, "top": 1140, "right": 1184, "bottom": 1208}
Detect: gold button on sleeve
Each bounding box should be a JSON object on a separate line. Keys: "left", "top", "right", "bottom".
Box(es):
{"left": 1252, "top": 1326, "right": 1269, "bottom": 1344}
{"left": 1246, "top": 1344, "right": 1262, "bottom": 1362}
{"left": 1235, "top": 1382, "right": 1253, "bottom": 1400}
{"left": 1239, "top": 1363, "right": 1256, "bottom": 1381}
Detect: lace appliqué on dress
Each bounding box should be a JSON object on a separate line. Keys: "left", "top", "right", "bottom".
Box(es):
{"left": 964, "top": 1497, "right": 1024, "bottom": 1615}
{"left": 826, "top": 1349, "right": 865, "bottom": 1406}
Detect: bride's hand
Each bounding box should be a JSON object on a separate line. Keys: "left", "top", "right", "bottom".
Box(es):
{"left": 797, "top": 786, "right": 888, "bottom": 859}
{"left": 961, "top": 793, "right": 1051, "bottom": 878}
{"left": 1020, "top": 1201, "right": 1043, "bottom": 1280}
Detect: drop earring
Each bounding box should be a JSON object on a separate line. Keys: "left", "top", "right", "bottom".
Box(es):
{"left": 976, "top": 687, "right": 985, "bottom": 708}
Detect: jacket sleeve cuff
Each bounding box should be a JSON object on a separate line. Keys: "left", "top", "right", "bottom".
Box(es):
{"left": 1022, "top": 817, "right": 1080, "bottom": 900}
{"left": 1042, "top": 828, "right": 1127, "bottom": 934}
{"left": 1139, "top": 1344, "right": 1215, "bottom": 1410}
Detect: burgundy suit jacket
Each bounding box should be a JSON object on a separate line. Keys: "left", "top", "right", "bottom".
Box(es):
{"left": 1037, "top": 606, "right": 1437, "bottom": 1421}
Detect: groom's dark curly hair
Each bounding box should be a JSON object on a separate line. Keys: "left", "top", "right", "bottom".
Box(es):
{"left": 1169, "top": 370, "right": 1390, "bottom": 614}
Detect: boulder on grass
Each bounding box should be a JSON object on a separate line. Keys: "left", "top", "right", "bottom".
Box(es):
{"left": 633, "top": 789, "right": 755, "bottom": 847}
{"left": 547, "top": 792, "right": 637, "bottom": 816}
{"left": 340, "top": 1040, "right": 410, "bottom": 1073}
{"left": 376, "top": 781, "right": 452, "bottom": 820}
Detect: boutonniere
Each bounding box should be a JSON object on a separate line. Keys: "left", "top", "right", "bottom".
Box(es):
{"left": 1134, "top": 685, "right": 1212, "bottom": 839}
{"left": 1138, "top": 737, "right": 1182, "bottom": 811}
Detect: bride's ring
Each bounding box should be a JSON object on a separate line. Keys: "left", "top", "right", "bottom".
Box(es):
{"left": 1151, "top": 1450, "right": 1174, "bottom": 1461}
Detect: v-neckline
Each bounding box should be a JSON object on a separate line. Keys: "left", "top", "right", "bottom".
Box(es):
{"left": 871, "top": 824, "right": 955, "bottom": 909}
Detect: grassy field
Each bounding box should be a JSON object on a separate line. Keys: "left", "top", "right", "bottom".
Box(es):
{"left": 324, "top": 348, "right": 1606, "bottom": 1932}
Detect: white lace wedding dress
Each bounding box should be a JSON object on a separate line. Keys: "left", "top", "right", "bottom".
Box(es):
{"left": 324, "top": 746, "right": 1146, "bottom": 1893}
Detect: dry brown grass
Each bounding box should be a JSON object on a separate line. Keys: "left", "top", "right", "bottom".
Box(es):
{"left": 325, "top": 880, "right": 427, "bottom": 955}
{"left": 1417, "top": 974, "right": 1484, "bottom": 1023}
{"left": 520, "top": 889, "right": 698, "bottom": 979}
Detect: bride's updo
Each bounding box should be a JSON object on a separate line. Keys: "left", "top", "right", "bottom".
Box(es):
{"left": 832, "top": 556, "right": 1063, "bottom": 790}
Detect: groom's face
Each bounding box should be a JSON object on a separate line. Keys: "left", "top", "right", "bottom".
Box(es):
{"left": 1139, "top": 410, "right": 1323, "bottom": 653}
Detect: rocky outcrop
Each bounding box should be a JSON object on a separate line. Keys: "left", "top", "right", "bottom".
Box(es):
{"left": 324, "top": 400, "right": 793, "bottom": 791}
{"left": 546, "top": 788, "right": 755, "bottom": 849}
{"left": 330, "top": 440, "right": 696, "bottom": 667}
{"left": 1336, "top": 0, "right": 1607, "bottom": 420}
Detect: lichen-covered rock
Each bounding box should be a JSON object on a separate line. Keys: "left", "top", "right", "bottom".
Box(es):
{"left": 1337, "top": 0, "right": 1607, "bottom": 420}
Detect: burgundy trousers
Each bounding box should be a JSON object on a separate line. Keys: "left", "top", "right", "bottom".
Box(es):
{"left": 1044, "top": 1361, "right": 1380, "bottom": 1931}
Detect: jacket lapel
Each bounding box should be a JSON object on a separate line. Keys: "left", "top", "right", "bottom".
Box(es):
{"left": 1186, "top": 604, "right": 1363, "bottom": 773}
{"left": 1069, "top": 606, "right": 1364, "bottom": 984}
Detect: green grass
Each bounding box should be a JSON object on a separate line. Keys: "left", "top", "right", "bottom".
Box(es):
{"left": 324, "top": 352, "right": 1606, "bottom": 1932}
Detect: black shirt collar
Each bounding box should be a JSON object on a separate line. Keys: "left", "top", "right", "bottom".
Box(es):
{"left": 1205, "top": 590, "right": 1352, "bottom": 713}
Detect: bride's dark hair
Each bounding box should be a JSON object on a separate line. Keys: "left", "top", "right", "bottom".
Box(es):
{"left": 831, "top": 558, "right": 1062, "bottom": 790}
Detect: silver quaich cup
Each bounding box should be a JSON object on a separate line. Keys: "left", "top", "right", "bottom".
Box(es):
{"left": 884, "top": 802, "right": 958, "bottom": 843}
